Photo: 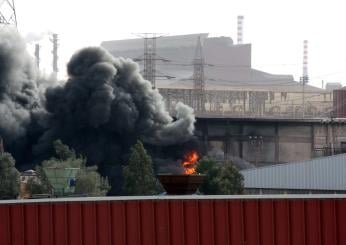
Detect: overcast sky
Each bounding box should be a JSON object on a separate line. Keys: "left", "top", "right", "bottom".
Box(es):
{"left": 14, "top": 0, "right": 346, "bottom": 88}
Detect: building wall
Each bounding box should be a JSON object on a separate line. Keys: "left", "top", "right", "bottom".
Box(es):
{"left": 160, "top": 89, "right": 333, "bottom": 118}
{"left": 196, "top": 118, "right": 346, "bottom": 166}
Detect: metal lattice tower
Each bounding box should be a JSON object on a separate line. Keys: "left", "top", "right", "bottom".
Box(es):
{"left": 0, "top": 0, "right": 17, "bottom": 27}
{"left": 134, "top": 33, "right": 173, "bottom": 88}
{"left": 144, "top": 34, "right": 157, "bottom": 88}
{"left": 193, "top": 36, "right": 205, "bottom": 113}
{"left": 51, "top": 33, "right": 59, "bottom": 76}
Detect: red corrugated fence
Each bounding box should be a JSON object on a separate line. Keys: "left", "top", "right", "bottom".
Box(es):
{"left": 0, "top": 196, "right": 346, "bottom": 245}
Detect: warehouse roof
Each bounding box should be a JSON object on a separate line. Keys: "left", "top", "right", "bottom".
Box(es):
{"left": 241, "top": 153, "right": 346, "bottom": 191}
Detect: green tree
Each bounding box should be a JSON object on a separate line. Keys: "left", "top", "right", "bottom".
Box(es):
{"left": 29, "top": 140, "right": 110, "bottom": 197}
{"left": 0, "top": 153, "right": 20, "bottom": 199}
{"left": 123, "top": 140, "right": 159, "bottom": 195}
{"left": 197, "top": 158, "right": 244, "bottom": 195}
{"left": 53, "top": 139, "right": 77, "bottom": 161}
{"left": 75, "top": 165, "right": 111, "bottom": 196}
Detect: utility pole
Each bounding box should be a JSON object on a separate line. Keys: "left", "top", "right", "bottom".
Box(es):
{"left": 51, "top": 33, "right": 59, "bottom": 78}
{"left": 193, "top": 36, "right": 206, "bottom": 113}
{"left": 134, "top": 33, "right": 173, "bottom": 88}
{"left": 0, "top": 0, "right": 17, "bottom": 27}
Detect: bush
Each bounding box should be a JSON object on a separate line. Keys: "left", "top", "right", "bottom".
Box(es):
{"left": 197, "top": 157, "right": 244, "bottom": 195}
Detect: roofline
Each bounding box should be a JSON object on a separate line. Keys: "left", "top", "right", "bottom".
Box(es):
{"left": 101, "top": 33, "right": 210, "bottom": 45}
{"left": 241, "top": 153, "right": 346, "bottom": 173}
{"left": 195, "top": 116, "right": 329, "bottom": 123}
{"left": 1, "top": 194, "right": 346, "bottom": 205}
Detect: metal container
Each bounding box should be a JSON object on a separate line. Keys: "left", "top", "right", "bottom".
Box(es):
{"left": 157, "top": 174, "right": 205, "bottom": 194}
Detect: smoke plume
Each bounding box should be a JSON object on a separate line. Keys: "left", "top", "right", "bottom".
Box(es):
{"left": 0, "top": 29, "right": 196, "bottom": 194}
{"left": 0, "top": 29, "right": 42, "bottom": 143}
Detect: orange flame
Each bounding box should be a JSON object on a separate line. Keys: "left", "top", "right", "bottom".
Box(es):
{"left": 182, "top": 151, "right": 199, "bottom": 174}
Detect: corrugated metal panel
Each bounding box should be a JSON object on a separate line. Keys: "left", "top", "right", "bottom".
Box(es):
{"left": 0, "top": 197, "right": 346, "bottom": 245}
{"left": 241, "top": 153, "right": 346, "bottom": 190}
{"left": 333, "top": 89, "right": 346, "bottom": 118}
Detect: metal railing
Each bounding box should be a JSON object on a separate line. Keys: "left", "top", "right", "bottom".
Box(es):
{"left": 313, "top": 147, "right": 346, "bottom": 157}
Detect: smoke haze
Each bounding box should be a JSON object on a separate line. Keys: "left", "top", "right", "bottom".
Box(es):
{"left": 0, "top": 29, "right": 196, "bottom": 194}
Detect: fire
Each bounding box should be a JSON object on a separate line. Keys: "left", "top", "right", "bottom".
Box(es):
{"left": 182, "top": 151, "right": 199, "bottom": 174}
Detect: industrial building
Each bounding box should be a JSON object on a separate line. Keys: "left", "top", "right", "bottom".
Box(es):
{"left": 241, "top": 153, "right": 346, "bottom": 194}
{"left": 102, "top": 33, "right": 332, "bottom": 119}
{"left": 196, "top": 117, "right": 346, "bottom": 166}
{"left": 101, "top": 32, "right": 346, "bottom": 166}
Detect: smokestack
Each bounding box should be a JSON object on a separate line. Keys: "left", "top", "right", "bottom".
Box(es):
{"left": 300, "top": 40, "right": 309, "bottom": 84}
{"left": 237, "top": 15, "right": 244, "bottom": 44}
{"left": 51, "top": 33, "right": 58, "bottom": 76}
{"left": 303, "top": 40, "right": 308, "bottom": 78}
{"left": 34, "top": 43, "right": 40, "bottom": 69}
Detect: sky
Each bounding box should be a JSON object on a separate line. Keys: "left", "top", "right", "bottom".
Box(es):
{"left": 11, "top": 0, "right": 346, "bottom": 88}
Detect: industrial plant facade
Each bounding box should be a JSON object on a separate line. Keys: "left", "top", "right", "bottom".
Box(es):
{"left": 102, "top": 34, "right": 346, "bottom": 166}
{"left": 102, "top": 33, "right": 333, "bottom": 119}
{"left": 195, "top": 117, "right": 346, "bottom": 166}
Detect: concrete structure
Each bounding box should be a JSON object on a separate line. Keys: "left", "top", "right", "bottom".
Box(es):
{"left": 102, "top": 34, "right": 332, "bottom": 118}
{"left": 241, "top": 153, "right": 346, "bottom": 194}
{"left": 326, "top": 82, "right": 342, "bottom": 91}
{"left": 102, "top": 34, "right": 345, "bottom": 166}
{"left": 195, "top": 117, "right": 346, "bottom": 166}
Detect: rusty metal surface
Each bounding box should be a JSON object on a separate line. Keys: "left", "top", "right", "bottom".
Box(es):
{"left": 0, "top": 197, "right": 346, "bottom": 245}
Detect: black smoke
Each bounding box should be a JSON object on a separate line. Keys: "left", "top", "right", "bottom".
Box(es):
{"left": 0, "top": 29, "right": 196, "bottom": 194}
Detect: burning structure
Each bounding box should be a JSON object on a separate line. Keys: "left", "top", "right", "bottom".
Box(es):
{"left": 0, "top": 29, "right": 197, "bottom": 194}
{"left": 158, "top": 150, "right": 204, "bottom": 195}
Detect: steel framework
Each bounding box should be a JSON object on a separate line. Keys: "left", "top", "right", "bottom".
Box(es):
{"left": 143, "top": 34, "right": 157, "bottom": 87}
{"left": 134, "top": 33, "right": 173, "bottom": 88}
{"left": 193, "top": 36, "right": 206, "bottom": 112}
{"left": 0, "top": 0, "right": 17, "bottom": 26}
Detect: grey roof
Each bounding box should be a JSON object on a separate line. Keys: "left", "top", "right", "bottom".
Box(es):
{"left": 101, "top": 33, "right": 324, "bottom": 93}
{"left": 241, "top": 153, "right": 346, "bottom": 191}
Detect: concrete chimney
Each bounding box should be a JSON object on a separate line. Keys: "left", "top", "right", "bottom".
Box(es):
{"left": 303, "top": 40, "right": 308, "bottom": 78}
{"left": 237, "top": 15, "right": 244, "bottom": 44}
